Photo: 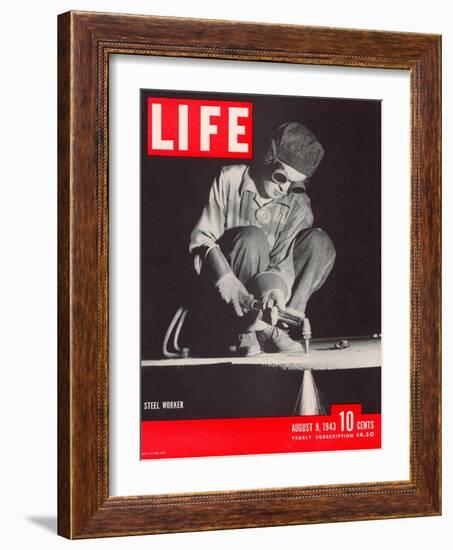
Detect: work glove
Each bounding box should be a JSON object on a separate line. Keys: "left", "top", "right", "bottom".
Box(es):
{"left": 260, "top": 288, "right": 285, "bottom": 326}
{"left": 215, "top": 272, "right": 251, "bottom": 317}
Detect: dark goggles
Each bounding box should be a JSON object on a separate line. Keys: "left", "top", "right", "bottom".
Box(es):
{"left": 270, "top": 161, "right": 306, "bottom": 189}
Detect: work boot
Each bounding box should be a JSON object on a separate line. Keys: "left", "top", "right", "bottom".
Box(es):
{"left": 257, "top": 324, "right": 303, "bottom": 353}
{"left": 237, "top": 331, "right": 262, "bottom": 357}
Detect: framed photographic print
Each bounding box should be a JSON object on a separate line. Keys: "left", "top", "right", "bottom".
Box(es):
{"left": 58, "top": 11, "right": 441, "bottom": 538}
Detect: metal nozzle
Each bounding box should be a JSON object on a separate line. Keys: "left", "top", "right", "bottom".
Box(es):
{"left": 302, "top": 317, "right": 312, "bottom": 355}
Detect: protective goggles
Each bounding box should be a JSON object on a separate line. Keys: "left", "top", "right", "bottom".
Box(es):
{"left": 267, "top": 140, "right": 307, "bottom": 191}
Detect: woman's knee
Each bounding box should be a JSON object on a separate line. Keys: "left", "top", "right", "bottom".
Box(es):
{"left": 295, "top": 228, "right": 336, "bottom": 262}
{"left": 237, "top": 225, "right": 268, "bottom": 247}
{"left": 219, "top": 225, "right": 270, "bottom": 267}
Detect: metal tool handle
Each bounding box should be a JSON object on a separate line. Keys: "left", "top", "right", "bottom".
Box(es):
{"left": 241, "top": 296, "right": 305, "bottom": 327}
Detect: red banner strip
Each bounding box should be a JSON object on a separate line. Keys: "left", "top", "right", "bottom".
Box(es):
{"left": 147, "top": 97, "right": 253, "bottom": 158}
{"left": 141, "top": 404, "right": 381, "bottom": 459}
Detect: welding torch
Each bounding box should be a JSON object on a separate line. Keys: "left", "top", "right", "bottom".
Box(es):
{"left": 241, "top": 295, "right": 311, "bottom": 354}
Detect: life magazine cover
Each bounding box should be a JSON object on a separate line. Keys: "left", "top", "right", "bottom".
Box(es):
{"left": 140, "top": 89, "right": 381, "bottom": 459}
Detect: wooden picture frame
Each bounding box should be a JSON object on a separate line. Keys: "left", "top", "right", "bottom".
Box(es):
{"left": 58, "top": 10, "right": 441, "bottom": 539}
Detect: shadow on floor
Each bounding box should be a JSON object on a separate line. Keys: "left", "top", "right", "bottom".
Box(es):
{"left": 26, "top": 516, "right": 57, "bottom": 534}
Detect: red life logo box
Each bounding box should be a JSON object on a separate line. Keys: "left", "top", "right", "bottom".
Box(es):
{"left": 147, "top": 97, "right": 253, "bottom": 158}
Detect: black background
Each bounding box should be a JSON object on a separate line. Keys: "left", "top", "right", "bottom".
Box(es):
{"left": 141, "top": 365, "right": 381, "bottom": 420}
{"left": 141, "top": 89, "right": 381, "bottom": 359}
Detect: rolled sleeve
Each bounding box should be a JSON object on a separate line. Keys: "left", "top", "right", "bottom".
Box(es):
{"left": 189, "top": 169, "right": 229, "bottom": 273}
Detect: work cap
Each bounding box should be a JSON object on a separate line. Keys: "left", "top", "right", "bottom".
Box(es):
{"left": 275, "top": 122, "right": 325, "bottom": 177}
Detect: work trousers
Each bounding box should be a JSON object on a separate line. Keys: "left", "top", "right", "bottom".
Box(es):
{"left": 218, "top": 225, "right": 336, "bottom": 314}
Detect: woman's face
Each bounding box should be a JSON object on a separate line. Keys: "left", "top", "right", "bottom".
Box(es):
{"left": 258, "top": 160, "right": 308, "bottom": 199}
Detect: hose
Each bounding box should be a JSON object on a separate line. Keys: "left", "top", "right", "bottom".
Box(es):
{"left": 162, "top": 307, "right": 188, "bottom": 358}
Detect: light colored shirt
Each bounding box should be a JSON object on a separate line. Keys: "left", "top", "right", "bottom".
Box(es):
{"left": 189, "top": 164, "right": 314, "bottom": 296}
